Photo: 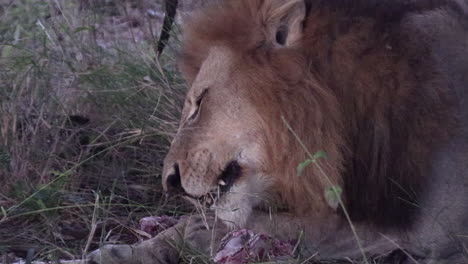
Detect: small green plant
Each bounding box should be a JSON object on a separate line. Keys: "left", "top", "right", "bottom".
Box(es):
{"left": 324, "top": 186, "right": 343, "bottom": 210}
{"left": 282, "top": 116, "right": 369, "bottom": 264}
{"left": 296, "top": 150, "right": 326, "bottom": 177}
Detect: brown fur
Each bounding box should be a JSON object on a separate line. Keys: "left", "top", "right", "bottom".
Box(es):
{"left": 178, "top": 0, "right": 462, "bottom": 228}
{"left": 178, "top": 0, "right": 344, "bottom": 217}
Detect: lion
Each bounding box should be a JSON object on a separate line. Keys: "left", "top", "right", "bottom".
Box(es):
{"left": 89, "top": 0, "right": 468, "bottom": 263}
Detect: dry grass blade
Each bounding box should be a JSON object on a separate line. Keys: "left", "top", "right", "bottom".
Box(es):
{"left": 83, "top": 193, "right": 100, "bottom": 256}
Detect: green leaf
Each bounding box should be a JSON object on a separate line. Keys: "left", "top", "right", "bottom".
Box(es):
{"left": 297, "top": 159, "right": 313, "bottom": 176}
{"left": 35, "top": 199, "right": 47, "bottom": 210}
{"left": 1, "top": 45, "right": 13, "bottom": 59}
{"left": 324, "top": 186, "right": 343, "bottom": 210}
{"left": 74, "top": 26, "right": 93, "bottom": 33}
{"left": 297, "top": 151, "right": 327, "bottom": 176}
{"left": 1, "top": 206, "right": 6, "bottom": 217}
{"left": 311, "top": 150, "right": 327, "bottom": 162}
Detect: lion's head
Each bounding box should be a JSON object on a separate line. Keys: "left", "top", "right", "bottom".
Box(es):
{"left": 162, "top": 0, "right": 343, "bottom": 228}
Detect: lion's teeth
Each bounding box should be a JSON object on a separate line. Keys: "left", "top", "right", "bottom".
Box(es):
{"left": 218, "top": 180, "right": 227, "bottom": 186}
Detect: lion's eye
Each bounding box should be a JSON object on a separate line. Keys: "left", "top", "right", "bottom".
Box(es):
{"left": 275, "top": 24, "right": 289, "bottom": 46}
{"left": 189, "top": 89, "right": 208, "bottom": 121}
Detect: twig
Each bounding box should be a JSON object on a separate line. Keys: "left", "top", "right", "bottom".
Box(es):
{"left": 83, "top": 193, "right": 100, "bottom": 255}
{"left": 156, "top": 0, "right": 179, "bottom": 56}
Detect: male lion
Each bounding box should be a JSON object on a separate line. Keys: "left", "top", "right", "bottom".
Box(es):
{"left": 89, "top": 0, "right": 468, "bottom": 263}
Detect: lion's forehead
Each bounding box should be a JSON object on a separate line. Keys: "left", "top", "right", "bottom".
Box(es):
{"left": 191, "top": 46, "right": 235, "bottom": 88}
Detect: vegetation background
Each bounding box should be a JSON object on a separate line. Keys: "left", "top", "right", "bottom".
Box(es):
{"left": 0, "top": 0, "right": 214, "bottom": 262}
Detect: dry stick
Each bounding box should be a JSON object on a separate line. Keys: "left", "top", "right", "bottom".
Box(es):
{"left": 30, "top": 234, "right": 76, "bottom": 260}
{"left": 157, "top": 0, "right": 179, "bottom": 56}
{"left": 291, "top": 230, "right": 304, "bottom": 256}
{"left": 281, "top": 116, "right": 369, "bottom": 264}
{"left": 211, "top": 186, "right": 222, "bottom": 257}
{"left": 195, "top": 198, "right": 210, "bottom": 231}
{"left": 299, "top": 251, "right": 319, "bottom": 264}
{"left": 379, "top": 233, "right": 419, "bottom": 264}
{"left": 83, "top": 193, "right": 100, "bottom": 256}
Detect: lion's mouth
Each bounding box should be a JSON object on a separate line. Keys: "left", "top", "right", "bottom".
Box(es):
{"left": 218, "top": 161, "right": 242, "bottom": 192}
{"left": 187, "top": 161, "right": 242, "bottom": 207}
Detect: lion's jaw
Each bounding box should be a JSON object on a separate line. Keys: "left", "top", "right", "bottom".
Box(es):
{"left": 211, "top": 148, "right": 272, "bottom": 229}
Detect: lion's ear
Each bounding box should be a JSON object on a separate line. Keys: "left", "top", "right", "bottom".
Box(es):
{"left": 262, "top": 0, "right": 307, "bottom": 47}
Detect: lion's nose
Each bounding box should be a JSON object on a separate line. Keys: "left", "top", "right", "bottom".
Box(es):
{"left": 165, "top": 163, "right": 185, "bottom": 195}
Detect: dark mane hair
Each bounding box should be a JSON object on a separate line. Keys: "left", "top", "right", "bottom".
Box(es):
{"left": 301, "top": 0, "right": 462, "bottom": 227}
{"left": 306, "top": 0, "right": 461, "bottom": 16}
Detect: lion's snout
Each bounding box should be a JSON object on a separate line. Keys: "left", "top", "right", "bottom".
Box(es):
{"left": 163, "top": 148, "right": 220, "bottom": 197}
{"left": 163, "top": 160, "right": 213, "bottom": 198}
{"left": 162, "top": 145, "right": 243, "bottom": 206}
{"left": 164, "top": 162, "right": 184, "bottom": 195}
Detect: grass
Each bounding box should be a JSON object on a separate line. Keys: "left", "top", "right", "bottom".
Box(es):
{"left": 0, "top": 0, "right": 192, "bottom": 261}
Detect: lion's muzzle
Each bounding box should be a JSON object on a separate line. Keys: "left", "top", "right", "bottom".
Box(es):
{"left": 164, "top": 163, "right": 184, "bottom": 195}
{"left": 163, "top": 159, "right": 242, "bottom": 207}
